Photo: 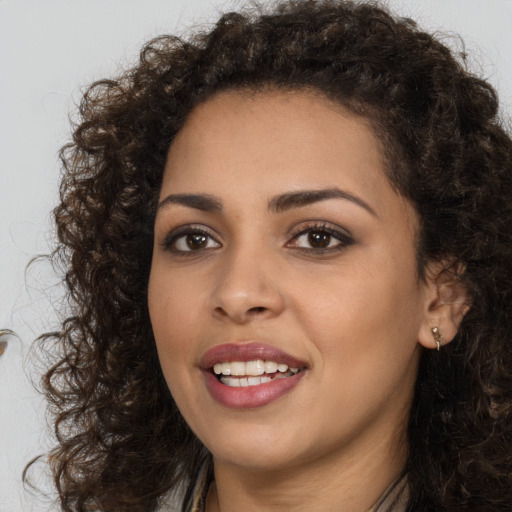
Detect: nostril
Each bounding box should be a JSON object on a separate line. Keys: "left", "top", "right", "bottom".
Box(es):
{"left": 214, "top": 306, "right": 228, "bottom": 316}
{"left": 248, "top": 307, "right": 267, "bottom": 314}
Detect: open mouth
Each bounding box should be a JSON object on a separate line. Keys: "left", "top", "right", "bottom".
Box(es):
{"left": 211, "top": 360, "right": 303, "bottom": 387}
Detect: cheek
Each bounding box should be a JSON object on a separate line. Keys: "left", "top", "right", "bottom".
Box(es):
{"left": 148, "top": 277, "right": 205, "bottom": 430}
{"left": 295, "top": 277, "right": 421, "bottom": 429}
{"left": 291, "top": 248, "right": 424, "bottom": 377}
{"left": 148, "top": 266, "right": 204, "bottom": 378}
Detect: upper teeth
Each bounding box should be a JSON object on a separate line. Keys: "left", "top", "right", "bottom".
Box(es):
{"left": 213, "top": 360, "right": 299, "bottom": 376}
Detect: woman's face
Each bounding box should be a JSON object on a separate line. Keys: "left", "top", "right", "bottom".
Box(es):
{"left": 148, "top": 90, "right": 432, "bottom": 472}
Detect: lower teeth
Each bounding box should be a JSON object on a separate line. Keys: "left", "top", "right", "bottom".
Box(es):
{"left": 219, "top": 371, "right": 296, "bottom": 387}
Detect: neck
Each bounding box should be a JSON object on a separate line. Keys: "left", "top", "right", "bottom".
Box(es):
{"left": 205, "top": 424, "right": 407, "bottom": 512}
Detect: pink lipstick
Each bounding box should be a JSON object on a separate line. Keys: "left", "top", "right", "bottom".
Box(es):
{"left": 200, "top": 342, "right": 307, "bottom": 409}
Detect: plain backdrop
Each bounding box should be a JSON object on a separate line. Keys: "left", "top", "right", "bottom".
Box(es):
{"left": 1, "top": 1, "right": 511, "bottom": 510}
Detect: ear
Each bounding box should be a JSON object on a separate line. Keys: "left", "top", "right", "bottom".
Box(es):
{"left": 417, "top": 260, "right": 470, "bottom": 350}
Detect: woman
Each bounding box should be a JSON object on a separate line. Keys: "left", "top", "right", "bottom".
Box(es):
{"left": 39, "top": 0, "right": 512, "bottom": 510}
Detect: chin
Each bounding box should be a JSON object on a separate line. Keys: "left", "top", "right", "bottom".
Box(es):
{"left": 197, "top": 419, "right": 309, "bottom": 472}
{"left": 211, "top": 442, "right": 306, "bottom": 473}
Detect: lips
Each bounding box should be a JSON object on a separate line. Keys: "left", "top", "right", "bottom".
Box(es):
{"left": 200, "top": 342, "right": 307, "bottom": 409}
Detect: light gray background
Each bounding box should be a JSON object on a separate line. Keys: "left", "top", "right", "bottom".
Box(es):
{"left": 1, "top": 1, "right": 511, "bottom": 510}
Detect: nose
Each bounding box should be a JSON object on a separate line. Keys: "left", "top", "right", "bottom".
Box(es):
{"left": 209, "top": 244, "right": 285, "bottom": 324}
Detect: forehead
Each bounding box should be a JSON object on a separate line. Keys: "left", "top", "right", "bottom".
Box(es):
{"left": 162, "top": 89, "right": 410, "bottom": 222}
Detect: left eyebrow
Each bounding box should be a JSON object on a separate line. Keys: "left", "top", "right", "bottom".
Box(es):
{"left": 268, "top": 188, "right": 377, "bottom": 217}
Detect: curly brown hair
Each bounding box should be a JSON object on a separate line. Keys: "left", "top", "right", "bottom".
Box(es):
{"left": 37, "top": 0, "right": 512, "bottom": 511}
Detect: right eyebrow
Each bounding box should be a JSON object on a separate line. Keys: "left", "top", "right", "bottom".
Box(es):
{"left": 157, "top": 193, "right": 223, "bottom": 213}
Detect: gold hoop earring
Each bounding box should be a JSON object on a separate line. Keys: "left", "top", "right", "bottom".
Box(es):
{"left": 431, "top": 327, "right": 443, "bottom": 351}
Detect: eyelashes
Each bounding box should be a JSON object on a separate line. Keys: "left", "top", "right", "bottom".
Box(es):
{"left": 160, "top": 221, "right": 354, "bottom": 257}
{"left": 161, "top": 225, "right": 220, "bottom": 253}
{"left": 286, "top": 222, "right": 355, "bottom": 253}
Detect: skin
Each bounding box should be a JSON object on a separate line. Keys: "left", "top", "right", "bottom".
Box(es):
{"left": 148, "top": 90, "right": 464, "bottom": 511}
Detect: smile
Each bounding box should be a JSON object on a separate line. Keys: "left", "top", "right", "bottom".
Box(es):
{"left": 201, "top": 343, "right": 307, "bottom": 408}
{"left": 213, "top": 360, "right": 301, "bottom": 387}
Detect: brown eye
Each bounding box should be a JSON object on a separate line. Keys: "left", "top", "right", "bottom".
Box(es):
{"left": 186, "top": 233, "right": 208, "bottom": 250}
{"left": 307, "top": 231, "right": 331, "bottom": 248}
{"left": 288, "top": 224, "right": 354, "bottom": 253}
{"left": 164, "top": 227, "right": 221, "bottom": 253}
{"left": 294, "top": 230, "right": 339, "bottom": 250}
